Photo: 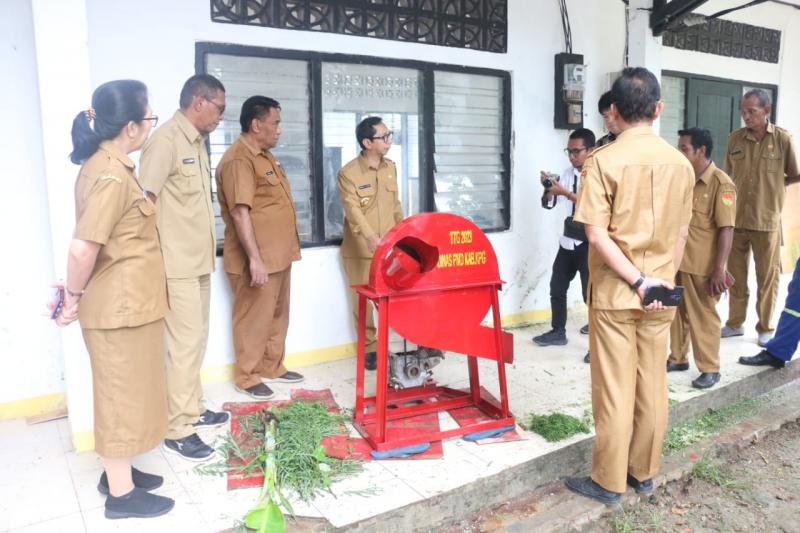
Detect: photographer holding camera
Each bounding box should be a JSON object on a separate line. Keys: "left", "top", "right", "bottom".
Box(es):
{"left": 533, "top": 128, "right": 595, "bottom": 363}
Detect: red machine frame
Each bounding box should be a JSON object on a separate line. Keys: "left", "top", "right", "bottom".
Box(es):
{"left": 351, "top": 214, "right": 515, "bottom": 452}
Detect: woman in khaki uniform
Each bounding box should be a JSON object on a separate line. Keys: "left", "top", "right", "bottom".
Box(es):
{"left": 55, "top": 80, "right": 173, "bottom": 520}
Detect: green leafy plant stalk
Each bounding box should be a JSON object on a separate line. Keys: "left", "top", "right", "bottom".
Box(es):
{"left": 244, "top": 412, "right": 292, "bottom": 533}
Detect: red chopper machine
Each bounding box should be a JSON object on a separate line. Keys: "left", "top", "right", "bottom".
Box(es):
{"left": 352, "top": 212, "right": 515, "bottom": 456}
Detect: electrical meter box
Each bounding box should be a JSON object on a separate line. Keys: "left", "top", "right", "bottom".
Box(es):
{"left": 554, "top": 52, "right": 585, "bottom": 129}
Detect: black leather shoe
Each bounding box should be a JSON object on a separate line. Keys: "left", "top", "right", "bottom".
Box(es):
{"left": 193, "top": 409, "right": 230, "bottom": 428}
{"left": 583, "top": 352, "right": 590, "bottom": 364}
{"left": 666, "top": 361, "right": 690, "bottom": 372}
{"left": 739, "top": 350, "right": 786, "bottom": 368}
{"left": 365, "top": 351, "right": 377, "bottom": 371}
{"left": 626, "top": 474, "right": 653, "bottom": 494}
{"left": 263, "top": 371, "right": 305, "bottom": 383}
{"left": 533, "top": 329, "right": 568, "bottom": 346}
{"left": 105, "top": 487, "right": 175, "bottom": 519}
{"left": 565, "top": 476, "right": 621, "bottom": 505}
{"left": 692, "top": 372, "right": 721, "bottom": 389}
{"left": 98, "top": 467, "right": 163, "bottom": 496}
{"left": 580, "top": 324, "right": 589, "bottom": 335}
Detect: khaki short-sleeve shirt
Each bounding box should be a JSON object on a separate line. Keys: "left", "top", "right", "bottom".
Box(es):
{"left": 574, "top": 126, "right": 694, "bottom": 310}
{"left": 215, "top": 137, "right": 301, "bottom": 275}
{"left": 74, "top": 141, "right": 168, "bottom": 329}
{"left": 680, "top": 162, "right": 737, "bottom": 276}
{"left": 338, "top": 155, "right": 404, "bottom": 259}
{"left": 139, "top": 111, "right": 216, "bottom": 278}
{"left": 724, "top": 123, "right": 799, "bottom": 231}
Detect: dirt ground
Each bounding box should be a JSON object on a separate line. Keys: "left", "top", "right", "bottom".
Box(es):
{"left": 592, "top": 420, "right": 800, "bottom": 533}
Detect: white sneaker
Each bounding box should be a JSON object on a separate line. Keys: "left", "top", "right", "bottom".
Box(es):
{"left": 720, "top": 326, "right": 745, "bottom": 338}
{"left": 757, "top": 331, "right": 774, "bottom": 347}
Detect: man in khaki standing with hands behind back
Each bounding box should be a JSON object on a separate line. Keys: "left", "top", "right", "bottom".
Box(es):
{"left": 140, "top": 74, "right": 229, "bottom": 462}
{"left": 565, "top": 67, "right": 694, "bottom": 505}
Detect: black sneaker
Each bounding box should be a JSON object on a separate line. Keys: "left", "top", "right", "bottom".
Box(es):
{"left": 262, "top": 371, "right": 305, "bottom": 383}
{"left": 235, "top": 382, "right": 275, "bottom": 399}
{"left": 583, "top": 352, "right": 590, "bottom": 364}
{"left": 98, "top": 467, "right": 163, "bottom": 496}
{"left": 565, "top": 476, "right": 621, "bottom": 505}
{"left": 532, "top": 329, "right": 568, "bottom": 346}
{"left": 193, "top": 409, "right": 230, "bottom": 428}
{"left": 739, "top": 350, "right": 786, "bottom": 368}
{"left": 580, "top": 324, "right": 589, "bottom": 335}
{"left": 105, "top": 487, "right": 174, "bottom": 519}
{"left": 162, "top": 433, "right": 214, "bottom": 462}
{"left": 626, "top": 474, "right": 653, "bottom": 494}
{"left": 666, "top": 361, "right": 690, "bottom": 372}
{"left": 365, "top": 351, "right": 377, "bottom": 371}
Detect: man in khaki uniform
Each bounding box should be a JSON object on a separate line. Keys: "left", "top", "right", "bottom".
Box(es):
{"left": 216, "top": 96, "right": 304, "bottom": 399}
{"left": 669, "top": 128, "right": 736, "bottom": 390}
{"left": 722, "top": 89, "right": 800, "bottom": 346}
{"left": 566, "top": 68, "right": 694, "bottom": 505}
{"left": 338, "top": 116, "right": 404, "bottom": 370}
{"left": 140, "top": 74, "right": 228, "bottom": 461}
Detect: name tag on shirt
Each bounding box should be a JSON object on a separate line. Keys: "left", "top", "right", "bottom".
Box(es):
{"left": 730, "top": 149, "right": 743, "bottom": 156}
{"left": 358, "top": 184, "right": 372, "bottom": 190}
{"left": 266, "top": 170, "right": 275, "bottom": 176}
{"left": 182, "top": 158, "right": 195, "bottom": 164}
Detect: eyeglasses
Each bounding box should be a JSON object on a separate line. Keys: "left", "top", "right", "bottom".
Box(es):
{"left": 204, "top": 97, "right": 226, "bottom": 116}
{"left": 142, "top": 116, "right": 159, "bottom": 127}
{"left": 371, "top": 131, "right": 393, "bottom": 143}
{"left": 564, "top": 147, "right": 588, "bottom": 156}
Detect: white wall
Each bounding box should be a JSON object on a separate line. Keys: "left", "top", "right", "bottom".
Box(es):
{"left": 0, "top": 0, "right": 65, "bottom": 406}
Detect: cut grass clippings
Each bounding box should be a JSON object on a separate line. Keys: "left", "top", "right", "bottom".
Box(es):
{"left": 523, "top": 412, "right": 591, "bottom": 442}
{"left": 664, "top": 393, "right": 774, "bottom": 452}
{"left": 689, "top": 454, "right": 749, "bottom": 490}
{"left": 197, "top": 400, "right": 362, "bottom": 502}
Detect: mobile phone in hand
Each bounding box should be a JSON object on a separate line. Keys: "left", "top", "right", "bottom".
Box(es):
{"left": 50, "top": 287, "right": 65, "bottom": 320}
{"left": 643, "top": 285, "right": 684, "bottom": 306}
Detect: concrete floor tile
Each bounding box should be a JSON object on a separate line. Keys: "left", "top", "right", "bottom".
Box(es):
{"left": 81, "top": 487, "right": 209, "bottom": 533}
{"left": 0, "top": 465, "right": 80, "bottom": 530}
{"left": 9, "top": 511, "right": 87, "bottom": 533}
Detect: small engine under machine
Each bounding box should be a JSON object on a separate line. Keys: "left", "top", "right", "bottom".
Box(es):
{"left": 388, "top": 347, "right": 444, "bottom": 389}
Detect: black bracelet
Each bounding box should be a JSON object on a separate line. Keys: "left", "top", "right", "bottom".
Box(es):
{"left": 630, "top": 273, "right": 646, "bottom": 290}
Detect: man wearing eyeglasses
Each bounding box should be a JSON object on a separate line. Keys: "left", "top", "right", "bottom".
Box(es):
{"left": 139, "top": 74, "right": 228, "bottom": 462}
{"left": 337, "top": 116, "right": 404, "bottom": 370}
{"left": 533, "top": 128, "right": 595, "bottom": 364}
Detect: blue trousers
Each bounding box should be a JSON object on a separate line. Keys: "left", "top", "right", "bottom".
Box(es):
{"left": 764, "top": 258, "right": 800, "bottom": 362}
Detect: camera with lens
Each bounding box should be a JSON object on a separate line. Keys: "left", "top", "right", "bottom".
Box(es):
{"left": 542, "top": 172, "right": 560, "bottom": 190}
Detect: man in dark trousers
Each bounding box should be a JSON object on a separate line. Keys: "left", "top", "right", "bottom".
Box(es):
{"left": 533, "top": 128, "right": 595, "bottom": 364}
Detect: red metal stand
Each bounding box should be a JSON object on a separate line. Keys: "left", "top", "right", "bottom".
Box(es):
{"left": 351, "top": 213, "right": 515, "bottom": 452}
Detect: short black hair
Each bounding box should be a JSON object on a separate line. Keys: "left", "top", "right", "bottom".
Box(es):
{"left": 609, "top": 67, "right": 661, "bottom": 123}
{"left": 678, "top": 127, "right": 713, "bottom": 158}
{"left": 240, "top": 96, "right": 281, "bottom": 133}
{"left": 569, "top": 128, "right": 596, "bottom": 148}
{"left": 598, "top": 91, "right": 613, "bottom": 114}
{"left": 356, "top": 116, "right": 383, "bottom": 150}
{"left": 179, "top": 74, "right": 225, "bottom": 109}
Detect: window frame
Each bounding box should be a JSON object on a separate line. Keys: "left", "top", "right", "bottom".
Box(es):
{"left": 196, "top": 42, "right": 512, "bottom": 249}
{"left": 662, "top": 70, "right": 779, "bottom": 127}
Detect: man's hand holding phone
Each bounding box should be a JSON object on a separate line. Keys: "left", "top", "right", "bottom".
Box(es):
{"left": 636, "top": 278, "right": 683, "bottom": 311}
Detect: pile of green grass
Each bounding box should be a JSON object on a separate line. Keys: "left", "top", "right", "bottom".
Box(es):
{"left": 198, "top": 401, "right": 361, "bottom": 501}
{"left": 524, "top": 412, "right": 591, "bottom": 442}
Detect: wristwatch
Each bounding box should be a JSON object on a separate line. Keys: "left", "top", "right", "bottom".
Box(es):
{"left": 630, "top": 272, "right": 646, "bottom": 290}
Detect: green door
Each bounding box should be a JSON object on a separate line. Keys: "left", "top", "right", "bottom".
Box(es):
{"left": 686, "top": 79, "right": 741, "bottom": 168}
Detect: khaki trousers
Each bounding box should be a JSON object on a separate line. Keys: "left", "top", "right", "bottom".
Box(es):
{"left": 726, "top": 229, "right": 781, "bottom": 333}
{"left": 669, "top": 272, "right": 721, "bottom": 373}
{"left": 228, "top": 266, "right": 291, "bottom": 389}
{"left": 342, "top": 257, "right": 377, "bottom": 353}
{"left": 82, "top": 320, "right": 168, "bottom": 458}
{"left": 589, "top": 307, "right": 674, "bottom": 493}
{"left": 164, "top": 275, "right": 210, "bottom": 440}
